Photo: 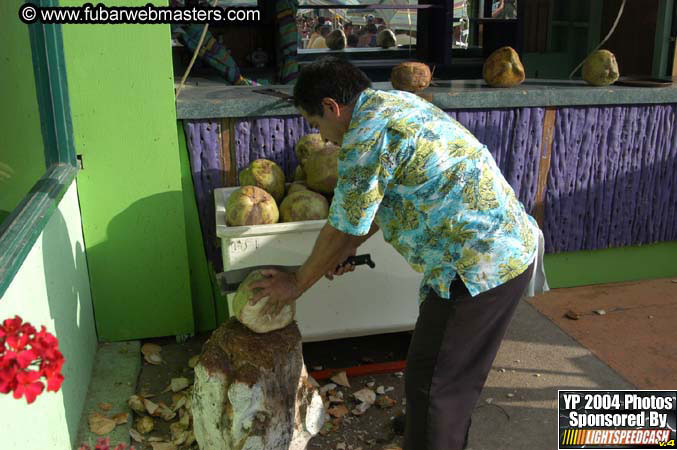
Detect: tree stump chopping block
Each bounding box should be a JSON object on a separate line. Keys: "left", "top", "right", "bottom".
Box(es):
{"left": 192, "top": 319, "right": 325, "bottom": 450}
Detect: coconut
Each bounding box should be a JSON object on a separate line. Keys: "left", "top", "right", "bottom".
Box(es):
{"left": 295, "top": 134, "right": 325, "bottom": 169}
{"left": 294, "top": 165, "right": 306, "bottom": 182}
{"left": 391, "top": 62, "right": 432, "bottom": 93}
{"left": 280, "top": 190, "right": 329, "bottom": 223}
{"left": 226, "top": 185, "right": 279, "bottom": 226}
{"left": 326, "top": 29, "right": 347, "bottom": 50}
{"left": 377, "top": 29, "right": 397, "bottom": 49}
{"left": 239, "top": 159, "right": 286, "bottom": 203}
{"left": 286, "top": 181, "right": 309, "bottom": 196}
{"left": 304, "top": 143, "right": 339, "bottom": 194}
{"left": 483, "top": 46, "right": 525, "bottom": 88}
{"left": 232, "top": 270, "right": 295, "bottom": 333}
{"left": 582, "top": 50, "right": 619, "bottom": 86}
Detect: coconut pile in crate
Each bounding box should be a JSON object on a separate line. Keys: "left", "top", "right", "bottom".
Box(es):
{"left": 225, "top": 134, "right": 338, "bottom": 228}
{"left": 225, "top": 134, "right": 339, "bottom": 333}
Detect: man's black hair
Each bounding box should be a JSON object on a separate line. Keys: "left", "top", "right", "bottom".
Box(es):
{"left": 293, "top": 57, "right": 372, "bottom": 117}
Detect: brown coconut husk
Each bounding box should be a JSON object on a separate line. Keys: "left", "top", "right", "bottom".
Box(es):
{"left": 391, "top": 62, "right": 432, "bottom": 93}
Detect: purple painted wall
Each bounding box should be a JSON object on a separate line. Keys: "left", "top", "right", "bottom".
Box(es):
{"left": 183, "top": 120, "right": 223, "bottom": 270}
{"left": 545, "top": 104, "right": 677, "bottom": 253}
{"left": 233, "top": 117, "right": 316, "bottom": 179}
{"left": 183, "top": 104, "right": 677, "bottom": 268}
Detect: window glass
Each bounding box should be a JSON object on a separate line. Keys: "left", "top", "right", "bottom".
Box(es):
{"left": 491, "top": 0, "right": 517, "bottom": 18}
{"left": 297, "top": 1, "right": 418, "bottom": 52}
{"left": 0, "top": 2, "right": 47, "bottom": 225}
{"left": 453, "top": 0, "right": 470, "bottom": 49}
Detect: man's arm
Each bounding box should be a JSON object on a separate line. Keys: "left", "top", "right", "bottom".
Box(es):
{"left": 250, "top": 222, "right": 379, "bottom": 315}
{"left": 299, "top": 222, "right": 380, "bottom": 289}
{"left": 295, "top": 223, "right": 368, "bottom": 293}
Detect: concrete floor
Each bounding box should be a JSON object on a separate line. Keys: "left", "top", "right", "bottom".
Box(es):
{"left": 75, "top": 277, "right": 677, "bottom": 449}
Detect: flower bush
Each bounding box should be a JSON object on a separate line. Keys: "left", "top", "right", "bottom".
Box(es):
{"left": 0, "top": 315, "right": 65, "bottom": 404}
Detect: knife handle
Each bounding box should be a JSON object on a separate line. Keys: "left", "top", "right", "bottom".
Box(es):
{"left": 338, "top": 254, "right": 375, "bottom": 269}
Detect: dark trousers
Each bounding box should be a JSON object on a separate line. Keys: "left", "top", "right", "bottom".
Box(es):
{"left": 404, "top": 263, "right": 534, "bottom": 450}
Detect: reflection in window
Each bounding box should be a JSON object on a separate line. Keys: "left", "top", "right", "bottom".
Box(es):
{"left": 297, "top": 1, "right": 418, "bottom": 51}
{"left": 492, "top": 0, "right": 517, "bottom": 19}
{"left": 1, "top": 12, "right": 47, "bottom": 226}
{"left": 453, "top": 0, "right": 469, "bottom": 49}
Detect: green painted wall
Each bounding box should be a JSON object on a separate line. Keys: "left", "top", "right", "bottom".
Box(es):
{"left": 0, "top": 0, "right": 47, "bottom": 224}
{"left": 177, "top": 121, "right": 217, "bottom": 332}
{"left": 0, "top": 183, "right": 98, "bottom": 450}
{"left": 62, "top": 0, "right": 194, "bottom": 340}
{"left": 545, "top": 241, "right": 677, "bottom": 288}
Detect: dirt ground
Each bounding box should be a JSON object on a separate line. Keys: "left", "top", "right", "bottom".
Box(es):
{"left": 527, "top": 277, "right": 677, "bottom": 389}
{"left": 135, "top": 331, "right": 413, "bottom": 450}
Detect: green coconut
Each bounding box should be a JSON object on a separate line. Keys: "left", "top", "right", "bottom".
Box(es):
{"left": 232, "top": 270, "right": 295, "bottom": 333}
{"left": 304, "top": 143, "right": 339, "bottom": 194}
{"left": 582, "top": 49, "right": 619, "bottom": 87}
{"left": 483, "top": 46, "right": 525, "bottom": 88}
{"left": 294, "top": 165, "right": 306, "bottom": 182}
{"left": 225, "top": 185, "right": 279, "bottom": 226}
{"left": 295, "top": 134, "right": 325, "bottom": 169}
{"left": 239, "top": 159, "right": 286, "bottom": 203}
{"left": 286, "top": 181, "right": 309, "bottom": 196}
{"left": 279, "top": 190, "right": 329, "bottom": 222}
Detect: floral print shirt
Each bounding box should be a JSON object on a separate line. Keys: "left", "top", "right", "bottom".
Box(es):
{"left": 328, "top": 89, "right": 539, "bottom": 302}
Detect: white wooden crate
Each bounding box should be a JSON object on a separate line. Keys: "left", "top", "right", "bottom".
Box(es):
{"left": 215, "top": 187, "right": 420, "bottom": 342}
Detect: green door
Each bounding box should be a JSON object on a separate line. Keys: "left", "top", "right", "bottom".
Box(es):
{"left": 60, "top": 0, "right": 195, "bottom": 341}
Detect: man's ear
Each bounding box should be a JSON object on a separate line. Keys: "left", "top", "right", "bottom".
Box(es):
{"left": 321, "top": 97, "right": 341, "bottom": 117}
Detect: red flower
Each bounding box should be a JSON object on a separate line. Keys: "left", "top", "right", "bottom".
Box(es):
{"left": 1, "top": 316, "right": 33, "bottom": 351}
{"left": 1, "top": 318, "right": 64, "bottom": 403}
{"left": 0, "top": 363, "right": 19, "bottom": 394}
{"left": 0, "top": 316, "right": 23, "bottom": 337}
{"left": 16, "top": 349, "right": 38, "bottom": 369}
{"left": 32, "top": 326, "right": 59, "bottom": 356}
{"left": 45, "top": 370, "right": 64, "bottom": 392}
{"left": 40, "top": 346, "right": 65, "bottom": 392}
{"left": 1, "top": 350, "right": 17, "bottom": 368}
{"left": 12, "top": 369, "right": 45, "bottom": 404}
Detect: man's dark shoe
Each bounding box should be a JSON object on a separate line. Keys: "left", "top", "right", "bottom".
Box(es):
{"left": 391, "top": 415, "right": 471, "bottom": 448}
{"left": 392, "top": 414, "right": 406, "bottom": 435}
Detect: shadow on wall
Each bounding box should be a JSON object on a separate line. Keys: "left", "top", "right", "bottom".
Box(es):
{"left": 84, "top": 191, "right": 195, "bottom": 342}
{"left": 41, "top": 205, "right": 96, "bottom": 447}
